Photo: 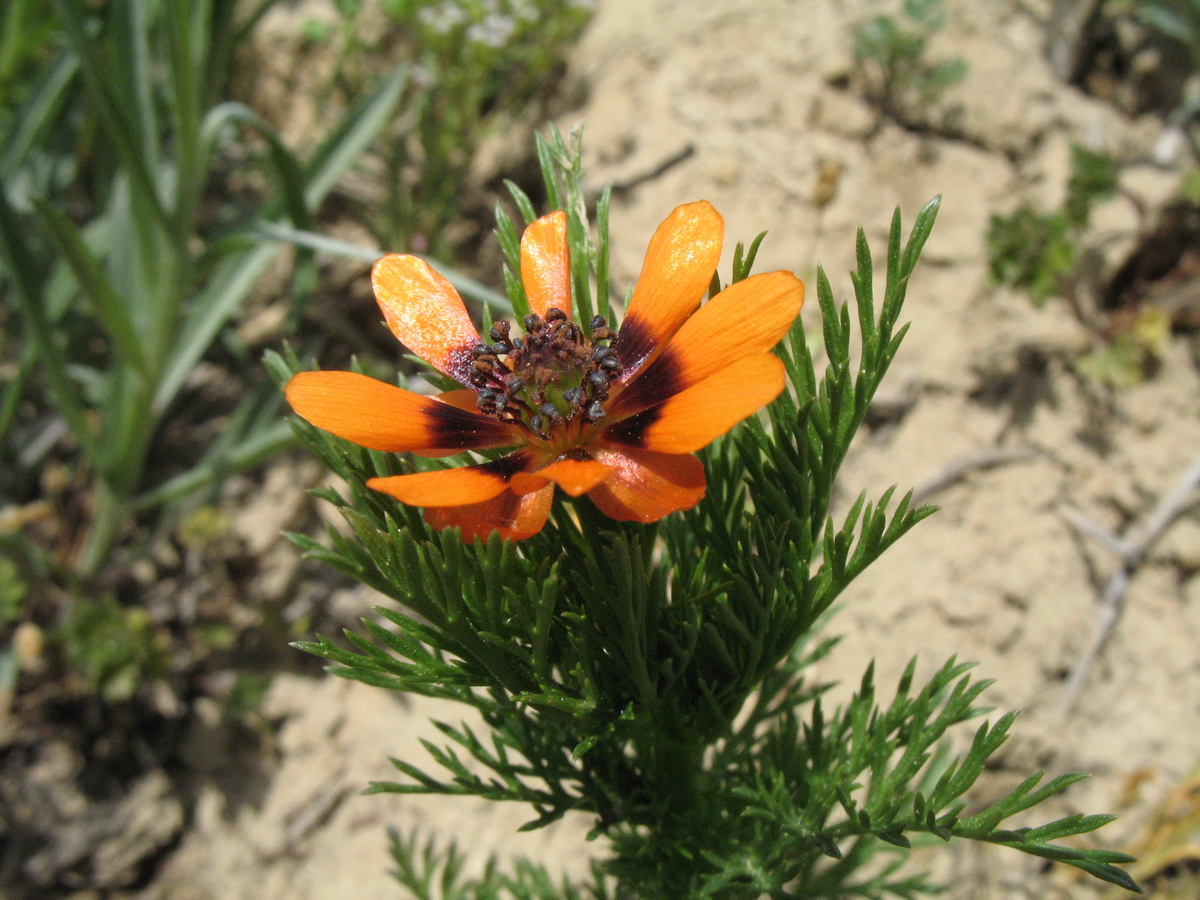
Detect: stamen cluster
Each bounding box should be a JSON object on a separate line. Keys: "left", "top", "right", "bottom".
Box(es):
{"left": 468, "top": 310, "right": 621, "bottom": 440}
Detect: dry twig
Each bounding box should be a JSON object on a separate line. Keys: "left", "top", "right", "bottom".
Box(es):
{"left": 1060, "top": 453, "right": 1200, "bottom": 714}
{"left": 911, "top": 446, "right": 1037, "bottom": 506}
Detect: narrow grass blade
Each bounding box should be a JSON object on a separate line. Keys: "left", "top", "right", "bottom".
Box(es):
{"left": 31, "top": 198, "right": 151, "bottom": 379}
{"left": 0, "top": 345, "right": 34, "bottom": 441}
{"left": 303, "top": 66, "right": 408, "bottom": 211}
{"left": 0, "top": 187, "right": 94, "bottom": 455}
{"left": 133, "top": 419, "right": 295, "bottom": 510}
{"left": 50, "top": 0, "right": 172, "bottom": 230}
{"left": 122, "top": 0, "right": 160, "bottom": 174}
{"left": 0, "top": 49, "right": 78, "bottom": 179}
{"left": 164, "top": 0, "right": 208, "bottom": 228}
{"left": 153, "top": 241, "right": 279, "bottom": 415}
{"left": 252, "top": 222, "right": 511, "bottom": 313}
{"left": 158, "top": 65, "right": 406, "bottom": 415}
{"left": 201, "top": 102, "right": 311, "bottom": 229}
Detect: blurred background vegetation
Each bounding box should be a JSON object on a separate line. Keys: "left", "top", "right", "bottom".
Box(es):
{"left": 0, "top": 0, "right": 591, "bottom": 718}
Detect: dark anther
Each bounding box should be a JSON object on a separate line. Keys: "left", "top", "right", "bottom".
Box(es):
{"left": 470, "top": 302, "right": 632, "bottom": 435}
{"left": 590, "top": 315, "right": 614, "bottom": 342}
{"left": 477, "top": 390, "right": 498, "bottom": 414}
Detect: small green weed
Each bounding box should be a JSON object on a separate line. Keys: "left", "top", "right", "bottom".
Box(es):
{"left": 986, "top": 144, "right": 1120, "bottom": 307}
{"left": 1139, "top": 0, "right": 1200, "bottom": 70}
{"left": 306, "top": 0, "right": 594, "bottom": 255}
{"left": 984, "top": 144, "right": 1184, "bottom": 387}
{"left": 0, "top": 556, "right": 25, "bottom": 627}
{"left": 1075, "top": 306, "right": 1171, "bottom": 387}
{"left": 64, "top": 597, "right": 167, "bottom": 703}
{"left": 225, "top": 672, "right": 273, "bottom": 720}
{"left": 1139, "top": 0, "right": 1200, "bottom": 158}
{"left": 853, "top": 0, "right": 967, "bottom": 127}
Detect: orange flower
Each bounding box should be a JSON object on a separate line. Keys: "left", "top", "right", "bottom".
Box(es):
{"left": 286, "top": 201, "right": 804, "bottom": 540}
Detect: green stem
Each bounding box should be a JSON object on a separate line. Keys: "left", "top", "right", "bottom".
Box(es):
{"left": 77, "top": 479, "right": 128, "bottom": 582}
{"left": 646, "top": 731, "right": 705, "bottom": 821}
{"left": 77, "top": 391, "right": 158, "bottom": 582}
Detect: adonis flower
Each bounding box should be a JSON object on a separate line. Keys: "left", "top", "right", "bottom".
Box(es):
{"left": 286, "top": 201, "right": 804, "bottom": 540}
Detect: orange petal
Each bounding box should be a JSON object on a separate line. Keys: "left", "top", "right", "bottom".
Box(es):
{"left": 586, "top": 446, "right": 706, "bottom": 522}
{"left": 425, "top": 486, "right": 554, "bottom": 541}
{"left": 510, "top": 457, "right": 612, "bottom": 497}
{"left": 286, "top": 370, "right": 520, "bottom": 454}
{"left": 613, "top": 201, "right": 723, "bottom": 382}
{"left": 604, "top": 354, "right": 785, "bottom": 454}
{"left": 610, "top": 271, "right": 804, "bottom": 416}
{"left": 436, "top": 388, "right": 482, "bottom": 413}
{"left": 366, "top": 452, "right": 534, "bottom": 507}
{"left": 521, "top": 211, "right": 571, "bottom": 320}
{"left": 372, "top": 254, "right": 480, "bottom": 384}
{"left": 401, "top": 389, "right": 496, "bottom": 457}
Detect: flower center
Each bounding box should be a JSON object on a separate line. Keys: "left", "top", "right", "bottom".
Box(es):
{"left": 468, "top": 310, "right": 622, "bottom": 442}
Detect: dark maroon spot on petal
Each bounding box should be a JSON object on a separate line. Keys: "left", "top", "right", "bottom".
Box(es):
{"left": 613, "top": 313, "right": 655, "bottom": 375}
{"left": 612, "top": 347, "right": 685, "bottom": 413}
{"left": 602, "top": 406, "right": 661, "bottom": 448}
{"left": 489, "top": 490, "right": 524, "bottom": 530}
{"left": 484, "top": 450, "right": 536, "bottom": 480}
{"left": 425, "top": 402, "right": 517, "bottom": 449}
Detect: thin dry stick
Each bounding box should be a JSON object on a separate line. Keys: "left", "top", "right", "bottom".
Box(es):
{"left": 911, "top": 446, "right": 1037, "bottom": 506}
{"left": 1061, "top": 506, "right": 1133, "bottom": 561}
{"left": 608, "top": 144, "right": 696, "bottom": 197}
{"left": 1060, "top": 453, "right": 1200, "bottom": 714}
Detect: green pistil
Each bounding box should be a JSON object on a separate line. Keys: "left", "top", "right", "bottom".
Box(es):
{"left": 469, "top": 310, "right": 621, "bottom": 439}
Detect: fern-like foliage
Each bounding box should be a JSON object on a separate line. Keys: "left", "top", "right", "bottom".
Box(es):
{"left": 267, "top": 128, "right": 1138, "bottom": 898}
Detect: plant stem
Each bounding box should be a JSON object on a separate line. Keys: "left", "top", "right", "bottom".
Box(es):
{"left": 77, "top": 479, "right": 128, "bottom": 582}
{"left": 649, "top": 732, "right": 705, "bottom": 821}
